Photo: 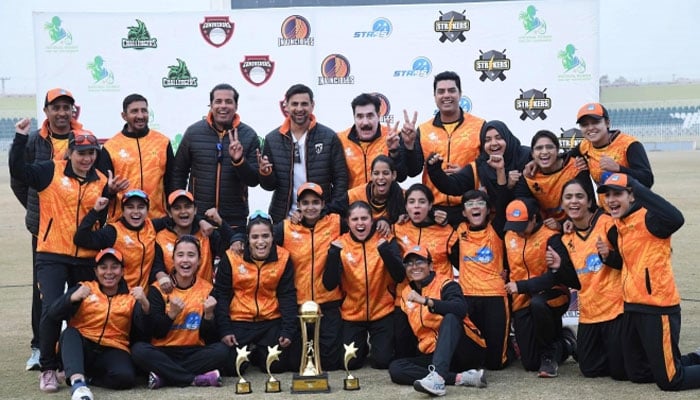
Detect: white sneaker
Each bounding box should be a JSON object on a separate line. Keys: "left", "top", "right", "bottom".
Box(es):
{"left": 457, "top": 369, "right": 487, "bottom": 388}
{"left": 71, "top": 385, "right": 93, "bottom": 400}
{"left": 413, "top": 365, "right": 446, "bottom": 397}
{"left": 26, "top": 348, "right": 40, "bottom": 371}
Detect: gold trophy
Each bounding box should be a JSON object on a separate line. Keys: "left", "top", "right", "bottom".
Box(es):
{"left": 265, "top": 345, "right": 282, "bottom": 393}
{"left": 343, "top": 342, "right": 360, "bottom": 390}
{"left": 235, "top": 345, "right": 252, "bottom": 394}
{"left": 291, "top": 301, "right": 330, "bottom": 393}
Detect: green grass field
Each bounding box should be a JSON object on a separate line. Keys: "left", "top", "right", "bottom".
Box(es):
{"left": 601, "top": 83, "right": 700, "bottom": 105}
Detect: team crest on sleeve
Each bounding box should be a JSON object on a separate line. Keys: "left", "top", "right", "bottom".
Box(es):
{"left": 199, "top": 16, "right": 234, "bottom": 48}
{"left": 239, "top": 55, "right": 275, "bottom": 87}
{"left": 314, "top": 143, "right": 323, "bottom": 154}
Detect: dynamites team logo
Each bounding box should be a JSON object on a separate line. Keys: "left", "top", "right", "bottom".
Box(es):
{"left": 279, "top": 15, "right": 314, "bottom": 46}
{"left": 86, "top": 55, "right": 119, "bottom": 91}
{"left": 199, "top": 16, "right": 234, "bottom": 48}
{"left": 393, "top": 56, "right": 432, "bottom": 78}
{"left": 121, "top": 19, "right": 157, "bottom": 49}
{"left": 318, "top": 54, "right": 355, "bottom": 85}
{"left": 371, "top": 92, "right": 394, "bottom": 124}
{"left": 43, "top": 16, "right": 77, "bottom": 52}
{"left": 162, "top": 59, "right": 198, "bottom": 89}
{"left": 434, "top": 10, "right": 470, "bottom": 43}
{"left": 474, "top": 49, "right": 511, "bottom": 82}
{"left": 240, "top": 55, "right": 275, "bottom": 87}
{"left": 515, "top": 88, "right": 551, "bottom": 120}
{"left": 518, "top": 5, "right": 551, "bottom": 42}
{"left": 353, "top": 17, "right": 393, "bottom": 38}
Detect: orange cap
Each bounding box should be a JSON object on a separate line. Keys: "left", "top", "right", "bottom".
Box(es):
{"left": 576, "top": 102, "right": 608, "bottom": 123}
{"left": 167, "top": 189, "right": 195, "bottom": 206}
{"left": 504, "top": 198, "right": 538, "bottom": 232}
{"left": 44, "top": 88, "right": 75, "bottom": 107}
{"left": 297, "top": 182, "right": 323, "bottom": 200}
{"left": 596, "top": 173, "right": 630, "bottom": 193}
{"left": 402, "top": 244, "right": 431, "bottom": 263}
{"left": 95, "top": 248, "right": 124, "bottom": 264}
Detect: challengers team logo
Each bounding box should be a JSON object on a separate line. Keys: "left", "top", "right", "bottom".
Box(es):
{"left": 279, "top": 15, "right": 314, "bottom": 46}
{"left": 353, "top": 17, "right": 392, "bottom": 38}
{"left": 162, "top": 58, "right": 198, "bottom": 89}
{"left": 199, "top": 16, "right": 234, "bottom": 48}
{"left": 393, "top": 56, "right": 432, "bottom": 78}
{"left": 474, "top": 49, "right": 510, "bottom": 82}
{"left": 318, "top": 54, "right": 355, "bottom": 85}
{"left": 240, "top": 55, "right": 275, "bottom": 87}
{"left": 434, "top": 10, "right": 470, "bottom": 43}
{"left": 515, "top": 88, "right": 551, "bottom": 120}
{"left": 121, "top": 19, "right": 157, "bottom": 49}
{"left": 371, "top": 92, "right": 394, "bottom": 124}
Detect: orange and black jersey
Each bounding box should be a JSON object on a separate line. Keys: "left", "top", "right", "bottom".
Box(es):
{"left": 48, "top": 279, "right": 136, "bottom": 353}
{"left": 337, "top": 124, "right": 407, "bottom": 189}
{"left": 399, "top": 272, "right": 485, "bottom": 354}
{"left": 614, "top": 177, "right": 684, "bottom": 313}
{"left": 505, "top": 224, "right": 580, "bottom": 312}
{"left": 347, "top": 183, "right": 406, "bottom": 224}
{"left": 9, "top": 134, "right": 109, "bottom": 264}
{"left": 394, "top": 220, "right": 457, "bottom": 280}
{"left": 98, "top": 126, "right": 175, "bottom": 221}
{"left": 274, "top": 214, "right": 343, "bottom": 306}
{"left": 562, "top": 209, "right": 623, "bottom": 323}
{"left": 323, "top": 228, "right": 405, "bottom": 322}
{"left": 214, "top": 244, "right": 298, "bottom": 341}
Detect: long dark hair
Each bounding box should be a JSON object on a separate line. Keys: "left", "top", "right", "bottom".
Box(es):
{"left": 561, "top": 178, "right": 598, "bottom": 213}
{"left": 368, "top": 155, "right": 405, "bottom": 223}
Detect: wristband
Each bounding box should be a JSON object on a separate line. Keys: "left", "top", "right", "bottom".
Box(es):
{"left": 423, "top": 297, "right": 429, "bottom": 306}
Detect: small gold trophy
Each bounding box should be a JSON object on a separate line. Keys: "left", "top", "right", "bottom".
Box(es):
{"left": 265, "top": 345, "right": 282, "bottom": 393}
{"left": 235, "top": 345, "right": 252, "bottom": 394}
{"left": 291, "top": 301, "right": 330, "bottom": 393}
{"left": 343, "top": 342, "right": 360, "bottom": 390}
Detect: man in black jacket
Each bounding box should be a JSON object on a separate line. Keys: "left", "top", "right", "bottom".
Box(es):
{"left": 259, "top": 84, "right": 348, "bottom": 223}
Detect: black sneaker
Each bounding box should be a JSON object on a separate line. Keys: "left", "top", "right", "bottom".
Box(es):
{"left": 561, "top": 327, "right": 578, "bottom": 362}
{"left": 538, "top": 357, "right": 558, "bottom": 378}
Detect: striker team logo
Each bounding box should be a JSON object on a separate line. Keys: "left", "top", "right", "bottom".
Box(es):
{"left": 199, "top": 16, "right": 234, "bottom": 48}
{"left": 474, "top": 49, "right": 511, "bottom": 81}
{"left": 371, "top": 92, "right": 394, "bottom": 124}
{"left": 121, "top": 19, "right": 157, "bottom": 49}
{"left": 515, "top": 88, "right": 551, "bottom": 120}
{"left": 279, "top": 15, "right": 315, "bottom": 46}
{"left": 434, "top": 10, "right": 470, "bottom": 43}
{"left": 239, "top": 55, "right": 275, "bottom": 87}
{"left": 393, "top": 56, "right": 432, "bottom": 78}
{"left": 353, "top": 17, "right": 393, "bottom": 38}
{"left": 318, "top": 54, "right": 355, "bottom": 85}
{"left": 162, "top": 58, "right": 198, "bottom": 89}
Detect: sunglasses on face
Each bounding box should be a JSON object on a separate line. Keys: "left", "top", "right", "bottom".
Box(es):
{"left": 464, "top": 200, "right": 487, "bottom": 208}
{"left": 248, "top": 210, "right": 273, "bottom": 224}
{"left": 71, "top": 134, "right": 98, "bottom": 146}
{"left": 404, "top": 259, "right": 428, "bottom": 268}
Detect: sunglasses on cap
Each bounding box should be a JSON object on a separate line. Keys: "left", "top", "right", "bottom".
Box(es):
{"left": 248, "top": 210, "right": 273, "bottom": 224}
{"left": 70, "top": 134, "right": 98, "bottom": 146}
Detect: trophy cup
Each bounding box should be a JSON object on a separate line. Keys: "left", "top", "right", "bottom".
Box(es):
{"left": 343, "top": 342, "right": 360, "bottom": 390}
{"left": 265, "top": 345, "right": 282, "bottom": 393}
{"left": 291, "top": 301, "right": 330, "bottom": 393}
{"left": 235, "top": 345, "right": 252, "bottom": 394}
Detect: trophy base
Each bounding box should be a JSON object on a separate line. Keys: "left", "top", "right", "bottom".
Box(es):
{"left": 265, "top": 380, "right": 281, "bottom": 393}
{"left": 291, "top": 372, "right": 330, "bottom": 393}
{"left": 343, "top": 377, "right": 360, "bottom": 390}
{"left": 236, "top": 381, "right": 252, "bottom": 394}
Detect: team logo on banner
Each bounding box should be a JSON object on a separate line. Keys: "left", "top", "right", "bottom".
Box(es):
{"left": 557, "top": 44, "right": 591, "bottom": 82}
{"left": 162, "top": 59, "right": 198, "bottom": 89}
{"left": 318, "top": 54, "right": 355, "bottom": 85}
{"left": 279, "top": 15, "right": 314, "bottom": 46}
{"left": 515, "top": 88, "right": 551, "bottom": 120}
{"left": 393, "top": 57, "right": 432, "bottom": 78}
{"left": 474, "top": 49, "right": 510, "bottom": 82}
{"left": 371, "top": 92, "right": 394, "bottom": 124}
{"left": 43, "top": 15, "right": 77, "bottom": 52}
{"left": 86, "top": 55, "right": 119, "bottom": 91}
{"left": 434, "top": 10, "right": 470, "bottom": 43}
{"left": 279, "top": 97, "right": 288, "bottom": 118}
{"left": 199, "top": 16, "right": 234, "bottom": 48}
{"left": 434, "top": 96, "right": 472, "bottom": 115}
{"left": 518, "top": 5, "right": 551, "bottom": 42}
{"left": 240, "top": 56, "right": 275, "bottom": 87}
{"left": 122, "top": 19, "right": 157, "bottom": 49}
{"left": 353, "top": 17, "right": 392, "bottom": 38}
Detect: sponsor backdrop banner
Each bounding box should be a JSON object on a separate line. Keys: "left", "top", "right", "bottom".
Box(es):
{"left": 34, "top": 1, "right": 597, "bottom": 210}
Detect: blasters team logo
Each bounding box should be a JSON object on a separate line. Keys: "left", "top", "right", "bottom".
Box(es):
{"left": 162, "top": 59, "right": 198, "bottom": 89}
{"left": 514, "top": 88, "right": 551, "bottom": 120}
{"left": 199, "top": 16, "right": 234, "bottom": 48}
{"left": 474, "top": 49, "right": 510, "bottom": 81}
{"left": 318, "top": 54, "right": 355, "bottom": 85}
{"left": 121, "top": 19, "right": 157, "bottom": 49}
{"left": 240, "top": 55, "right": 275, "bottom": 87}
{"left": 370, "top": 92, "right": 394, "bottom": 124}
{"left": 434, "top": 10, "right": 470, "bottom": 43}
{"left": 279, "top": 15, "right": 315, "bottom": 46}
